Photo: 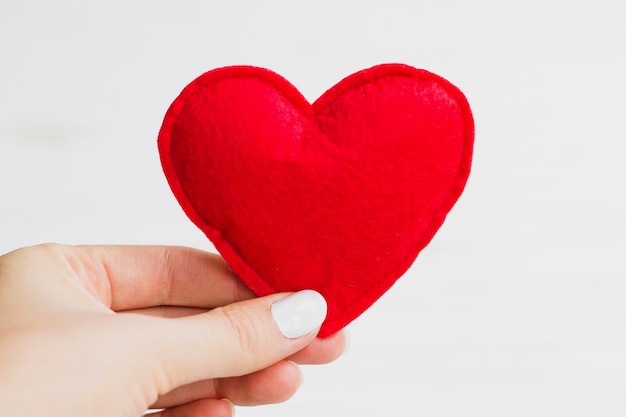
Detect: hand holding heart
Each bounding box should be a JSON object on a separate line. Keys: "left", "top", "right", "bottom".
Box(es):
{"left": 0, "top": 244, "right": 346, "bottom": 417}
{"left": 0, "top": 64, "right": 471, "bottom": 417}
{"left": 159, "top": 64, "right": 474, "bottom": 336}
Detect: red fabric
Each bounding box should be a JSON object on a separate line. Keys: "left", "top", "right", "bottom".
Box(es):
{"left": 158, "top": 64, "right": 474, "bottom": 337}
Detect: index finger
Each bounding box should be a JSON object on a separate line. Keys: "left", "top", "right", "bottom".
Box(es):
{"left": 66, "top": 245, "right": 255, "bottom": 311}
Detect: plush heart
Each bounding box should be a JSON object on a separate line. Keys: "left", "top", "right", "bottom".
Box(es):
{"left": 158, "top": 64, "right": 474, "bottom": 337}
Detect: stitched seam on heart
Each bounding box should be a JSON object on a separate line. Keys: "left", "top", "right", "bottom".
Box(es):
{"left": 161, "top": 64, "right": 474, "bottom": 334}
{"left": 165, "top": 66, "right": 473, "bottom": 331}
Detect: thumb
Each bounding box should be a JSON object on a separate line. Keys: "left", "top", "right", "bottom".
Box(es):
{"left": 154, "top": 290, "right": 327, "bottom": 390}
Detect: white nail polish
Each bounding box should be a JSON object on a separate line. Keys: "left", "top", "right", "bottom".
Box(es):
{"left": 271, "top": 290, "right": 327, "bottom": 339}
{"left": 221, "top": 398, "right": 235, "bottom": 416}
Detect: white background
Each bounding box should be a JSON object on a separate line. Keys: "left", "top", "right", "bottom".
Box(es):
{"left": 1, "top": 1, "right": 625, "bottom": 415}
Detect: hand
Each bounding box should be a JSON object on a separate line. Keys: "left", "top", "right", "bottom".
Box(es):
{"left": 0, "top": 244, "right": 346, "bottom": 417}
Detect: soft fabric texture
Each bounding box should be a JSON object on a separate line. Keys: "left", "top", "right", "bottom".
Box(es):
{"left": 158, "top": 64, "right": 474, "bottom": 337}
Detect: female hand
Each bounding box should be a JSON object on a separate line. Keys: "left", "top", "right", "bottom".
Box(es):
{"left": 0, "top": 244, "right": 346, "bottom": 416}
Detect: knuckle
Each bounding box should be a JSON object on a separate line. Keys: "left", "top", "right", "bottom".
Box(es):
{"left": 214, "top": 305, "right": 262, "bottom": 359}
{"left": 10, "top": 242, "right": 65, "bottom": 259}
{"left": 1, "top": 242, "right": 66, "bottom": 270}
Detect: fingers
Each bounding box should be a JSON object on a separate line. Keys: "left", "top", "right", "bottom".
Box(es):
{"left": 214, "top": 360, "right": 303, "bottom": 406}
{"left": 151, "top": 331, "right": 345, "bottom": 409}
{"left": 129, "top": 306, "right": 347, "bottom": 364}
{"left": 151, "top": 290, "right": 327, "bottom": 391}
{"left": 122, "top": 306, "right": 210, "bottom": 319}
{"left": 64, "top": 245, "right": 255, "bottom": 311}
{"left": 153, "top": 360, "right": 302, "bottom": 409}
{"left": 288, "top": 330, "right": 347, "bottom": 364}
{"left": 149, "top": 398, "right": 234, "bottom": 417}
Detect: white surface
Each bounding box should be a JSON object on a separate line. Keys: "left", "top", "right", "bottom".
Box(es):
{"left": 1, "top": 1, "right": 625, "bottom": 416}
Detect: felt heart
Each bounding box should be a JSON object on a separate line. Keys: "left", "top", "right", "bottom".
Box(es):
{"left": 158, "top": 64, "right": 474, "bottom": 337}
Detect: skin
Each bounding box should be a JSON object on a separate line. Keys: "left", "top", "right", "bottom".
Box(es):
{"left": 0, "top": 244, "right": 346, "bottom": 417}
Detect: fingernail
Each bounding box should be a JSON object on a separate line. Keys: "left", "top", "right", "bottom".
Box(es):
{"left": 221, "top": 398, "right": 235, "bottom": 416}
{"left": 286, "top": 360, "right": 304, "bottom": 389}
{"left": 343, "top": 329, "right": 352, "bottom": 356}
{"left": 271, "top": 290, "right": 327, "bottom": 339}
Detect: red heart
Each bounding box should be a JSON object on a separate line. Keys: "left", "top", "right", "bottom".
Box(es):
{"left": 158, "top": 64, "right": 473, "bottom": 337}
